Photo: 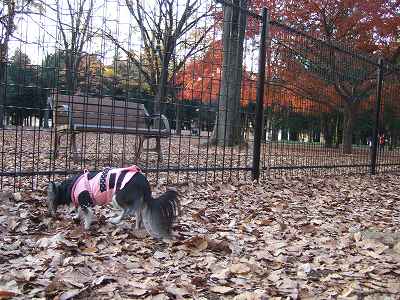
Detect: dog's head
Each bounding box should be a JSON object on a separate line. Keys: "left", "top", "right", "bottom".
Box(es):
{"left": 47, "top": 182, "right": 61, "bottom": 216}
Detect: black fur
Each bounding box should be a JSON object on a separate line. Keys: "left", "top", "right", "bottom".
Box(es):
{"left": 113, "top": 173, "right": 179, "bottom": 238}
{"left": 55, "top": 175, "right": 79, "bottom": 206}
{"left": 78, "top": 191, "right": 93, "bottom": 208}
{"left": 143, "top": 189, "right": 179, "bottom": 238}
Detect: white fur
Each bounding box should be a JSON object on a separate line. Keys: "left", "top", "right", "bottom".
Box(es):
{"left": 72, "top": 207, "right": 81, "bottom": 221}
{"left": 110, "top": 194, "right": 125, "bottom": 224}
{"left": 110, "top": 210, "right": 126, "bottom": 225}
{"left": 82, "top": 207, "right": 94, "bottom": 230}
{"left": 111, "top": 194, "right": 121, "bottom": 210}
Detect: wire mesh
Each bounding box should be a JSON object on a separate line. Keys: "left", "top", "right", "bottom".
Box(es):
{"left": 0, "top": 0, "right": 261, "bottom": 191}
{"left": 0, "top": 0, "right": 399, "bottom": 192}
{"left": 260, "top": 20, "right": 400, "bottom": 178}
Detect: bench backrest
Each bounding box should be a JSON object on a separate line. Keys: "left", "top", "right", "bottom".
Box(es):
{"left": 53, "top": 94, "right": 148, "bottom": 129}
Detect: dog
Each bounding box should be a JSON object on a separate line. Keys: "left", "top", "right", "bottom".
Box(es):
{"left": 47, "top": 165, "right": 179, "bottom": 239}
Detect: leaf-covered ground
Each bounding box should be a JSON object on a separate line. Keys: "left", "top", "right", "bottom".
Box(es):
{"left": 1, "top": 174, "right": 400, "bottom": 299}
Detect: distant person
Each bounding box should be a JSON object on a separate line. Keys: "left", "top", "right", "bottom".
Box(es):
{"left": 379, "top": 134, "right": 385, "bottom": 153}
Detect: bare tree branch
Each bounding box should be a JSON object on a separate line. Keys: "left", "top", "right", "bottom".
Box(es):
{"left": 114, "top": 0, "right": 213, "bottom": 112}
{"left": 56, "top": 0, "right": 94, "bottom": 93}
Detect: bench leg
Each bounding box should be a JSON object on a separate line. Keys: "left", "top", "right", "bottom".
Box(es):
{"left": 70, "top": 132, "right": 79, "bottom": 161}
{"left": 134, "top": 136, "right": 144, "bottom": 164}
{"left": 53, "top": 131, "right": 62, "bottom": 159}
{"left": 155, "top": 137, "right": 163, "bottom": 162}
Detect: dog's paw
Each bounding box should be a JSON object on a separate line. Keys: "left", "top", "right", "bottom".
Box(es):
{"left": 83, "top": 223, "right": 92, "bottom": 230}
{"left": 109, "top": 216, "right": 122, "bottom": 225}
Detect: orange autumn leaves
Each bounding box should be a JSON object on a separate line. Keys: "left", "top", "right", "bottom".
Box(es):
{"left": 176, "top": 40, "right": 256, "bottom": 105}
{"left": 175, "top": 40, "right": 334, "bottom": 113}
{"left": 175, "top": 40, "right": 258, "bottom": 107}
{"left": 176, "top": 0, "right": 399, "bottom": 113}
{"left": 252, "top": 0, "right": 400, "bottom": 58}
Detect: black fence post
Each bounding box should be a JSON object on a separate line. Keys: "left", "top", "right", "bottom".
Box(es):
{"left": 370, "top": 58, "right": 384, "bottom": 175}
{"left": 252, "top": 7, "right": 268, "bottom": 181}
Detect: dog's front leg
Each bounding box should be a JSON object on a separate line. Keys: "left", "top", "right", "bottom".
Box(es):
{"left": 72, "top": 207, "right": 81, "bottom": 221}
{"left": 78, "top": 191, "right": 94, "bottom": 230}
{"left": 110, "top": 209, "right": 128, "bottom": 225}
{"left": 81, "top": 207, "right": 94, "bottom": 230}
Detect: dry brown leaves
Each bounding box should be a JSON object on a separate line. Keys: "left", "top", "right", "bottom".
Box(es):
{"left": 0, "top": 174, "right": 400, "bottom": 299}
{"left": 3, "top": 129, "right": 400, "bottom": 192}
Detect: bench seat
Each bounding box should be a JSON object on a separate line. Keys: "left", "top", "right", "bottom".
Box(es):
{"left": 52, "top": 94, "right": 170, "bottom": 162}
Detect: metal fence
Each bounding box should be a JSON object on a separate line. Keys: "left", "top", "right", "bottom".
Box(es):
{"left": 0, "top": 0, "right": 399, "bottom": 191}
{"left": 260, "top": 17, "right": 400, "bottom": 178}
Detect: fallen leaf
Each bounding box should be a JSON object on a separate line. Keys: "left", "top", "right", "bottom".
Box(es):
{"left": 267, "top": 270, "right": 282, "bottom": 283}
{"left": 301, "top": 224, "right": 317, "bottom": 234}
{"left": 36, "top": 233, "right": 75, "bottom": 249}
{"left": 97, "top": 283, "right": 119, "bottom": 294}
{"left": 191, "top": 276, "right": 207, "bottom": 287}
{"left": 303, "top": 263, "right": 312, "bottom": 274}
{"left": 165, "top": 285, "right": 189, "bottom": 299}
{"left": 128, "top": 288, "right": 148, "bottom": 296}
{"left": 393, "top": 242, "right": 400, "bottom": 255}
{"left": 210, "top": 285, "right": 234, "bottom": 294}
{"left": 211, "top": 268, "right": 231, "bottom": 280}
{"left": 183, "top": 236, "right": 208, "bottom": 253}
{"left": 207, "top": 239, "right": 232, "bottom": 254}
{"left": 59, "top": 289, "right": 84, "bottom": 300}
{"left": 233, "top": 291, "right": 264, "bottom": 300}
{"left": 12, "top": 193, "right": 22, "bottom": 202}
{"left": 148, "top": 294, "right": 169, "bottom": 300}
{"left": 12, "top": 269, "right": 35, "bottom": 282}
{"left": 91, "top": 275, "right": 114, "bottom": 286}
{"left": 153, "top": 251, "right": 169, "bottom": 259}
{"left": 0, "top": 290, "right": 17, "bottom": 299}
{"left": 230, "top": 263, "right": 250, "bottom": 275}
{"left": 81, "top": 247, "right": 97, "bottom": 254}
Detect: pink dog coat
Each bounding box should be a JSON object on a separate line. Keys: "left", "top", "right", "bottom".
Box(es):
{"left": 71, "top": 165, "right": 141, "bottom": 207}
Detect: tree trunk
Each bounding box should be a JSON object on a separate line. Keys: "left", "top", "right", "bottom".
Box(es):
{"left": 66, "top": 69, "right": 76, "bottom": 95}
{"left": 342, "top": 103, "right": 357, "bottom": 154}
{"left": 321, "top": 113, "right": 335, "bottom": 148}
{"left": 153, "top": 37, "right": 174, "bottom": 153}
{"left": 43, "top": 105, "right": 49, "bottom": 128}
{"left": 0, "top": 61, "right": 5, "bottom": 128}
{"left": 175, "top": 101, "right": 182, "bottom": 135}
{"left": 211, "top": 0, "right": 248, "bottom": 146}
{"left": 289, "top": 130, "right": 298, "bottom": 141}
{"left": 65, "top": 54, "right": 80, "bottom": 95}
{"left": 389, "top": 127, "right": 398, "bottom": 150}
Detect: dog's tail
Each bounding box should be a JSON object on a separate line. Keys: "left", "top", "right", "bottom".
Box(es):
{"left": 142, "top": 189, "right": 179, "bottom": 239}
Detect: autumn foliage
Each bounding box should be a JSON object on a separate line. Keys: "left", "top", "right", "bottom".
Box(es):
{"left": 254, "top": 0, "right": 400, "bottom": 59}
{"left": 177, "top": 0, "right": 399, "bottom": 114}
{"left": 176, "top": 40, "right": 257, "bottom": 106}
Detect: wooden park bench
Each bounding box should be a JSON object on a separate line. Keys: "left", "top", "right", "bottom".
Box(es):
{"left": 52, "top": 94, "right": 170, "bottom": 162}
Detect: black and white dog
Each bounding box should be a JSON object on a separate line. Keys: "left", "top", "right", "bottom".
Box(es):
{"left": 47, "top": 165, "right": 179, "bottom": 239}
